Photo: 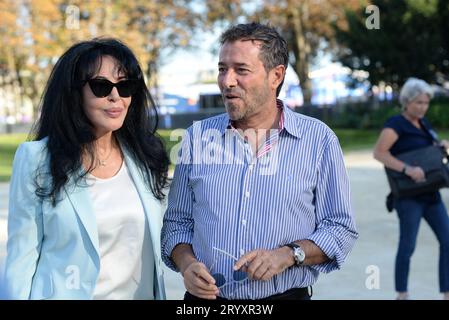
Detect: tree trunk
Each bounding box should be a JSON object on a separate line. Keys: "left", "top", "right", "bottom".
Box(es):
{"left": 147, "top": 59, "right": 159, "bottom": 104}
{"left": 14, "top": 57, "right": 27, "bottom": 120}
{"left": 295, "top": 59, "right": 312, "bottom": 105}
{"left": 289, "top": 3, "right": 312, "bottom": 104}
{"left": 30, "top": 76, "right": 41, "bottom": 119}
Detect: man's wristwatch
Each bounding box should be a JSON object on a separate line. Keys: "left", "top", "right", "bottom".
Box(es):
{"left": 285, "top": 242, "right": 306, "bottom": 266}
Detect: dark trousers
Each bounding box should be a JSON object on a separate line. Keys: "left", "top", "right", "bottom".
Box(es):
{"left": 394, "top": 198, "right": 449, "bottom": 292}
{"left": 184, "top": 287, "right": 312, "bottom": 301}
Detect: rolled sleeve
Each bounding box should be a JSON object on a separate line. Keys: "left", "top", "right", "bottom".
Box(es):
{"left": 309, "top": 134, "right": 358, "bottom": 273}
{"left": 161, "top": 131, "right": 195, "bottom": 271}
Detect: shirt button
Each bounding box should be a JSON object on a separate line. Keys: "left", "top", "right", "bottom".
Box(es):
{"left": 249, "top": 164, "right": 254, "bottom": 170}
{"left": 242, "top": 219, "right": 246, "bottom": 226}
{"left": 240, "top": 249, "right": 245, "bottom": 255}
{"left": 245, "top": 191, "right": 250, "bottom": 198}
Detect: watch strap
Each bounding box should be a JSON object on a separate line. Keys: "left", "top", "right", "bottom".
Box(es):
{"left": 285, "top": 242, "right": 300, "bottom": 250}
{"left": 284, "top": 242, "right": 304, "bottom": 266}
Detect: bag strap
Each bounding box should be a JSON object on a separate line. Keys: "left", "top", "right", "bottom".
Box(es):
{"left": 419, "top": 119, "right": 449, "bottom": 159}
{"left": 419, "top": 118, "right": 440, "bottom": 143}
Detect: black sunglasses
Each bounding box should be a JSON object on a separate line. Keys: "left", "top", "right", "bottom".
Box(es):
{"left": 212, "top": 270, "right": 248, "bottom": 288}
{"left": 86, "top": 78, "right": 138, "bottom": 98}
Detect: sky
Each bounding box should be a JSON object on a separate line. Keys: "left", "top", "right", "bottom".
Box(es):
{"left": 159, "top": 49, "right": 217, "bottom": 87}
{"left": 159, "top": 26, "right": 220, "bottom": 87}
{"left": 158, "top": 25, "right": 334, "bottom": 89}
{"left": 157, "top": 25, "right": 340, "bottom": 107}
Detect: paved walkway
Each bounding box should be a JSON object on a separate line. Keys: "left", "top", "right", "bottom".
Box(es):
{"left": 1, "top": 150, "right": 448, "bottom": 299}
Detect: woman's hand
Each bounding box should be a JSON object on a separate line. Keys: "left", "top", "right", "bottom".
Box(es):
{"left": 405, "top": 166, "right": 426, "bottom": 183}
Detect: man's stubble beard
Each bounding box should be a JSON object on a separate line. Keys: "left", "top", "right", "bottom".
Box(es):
{"left": 225, "top": 99, "right": 254, "bottom": 121}
{"left": 224, "top": 86, "right": 270, "bottom": 122}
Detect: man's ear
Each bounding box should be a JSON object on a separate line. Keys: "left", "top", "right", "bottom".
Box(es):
{"left": 269, "top": 65, "right": 286, "bottom": 92}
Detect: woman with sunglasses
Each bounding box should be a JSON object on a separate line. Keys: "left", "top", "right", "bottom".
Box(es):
{"left": 3, "top": 38, "right": 169, "bottom": 299}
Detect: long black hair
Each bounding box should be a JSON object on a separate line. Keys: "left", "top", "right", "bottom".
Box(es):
{"left": 32, "top": 38, "right": 169, "bottom": 205}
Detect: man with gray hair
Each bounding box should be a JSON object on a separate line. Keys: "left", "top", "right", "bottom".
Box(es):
{"left": 162, "top": 22, "right": 358, "bottom": 300}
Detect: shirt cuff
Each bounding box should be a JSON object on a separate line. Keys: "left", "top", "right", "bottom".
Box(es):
{"left": 161, "top": 232, "right": 193, "bottom": 271}
{"left": 306, "top": 230, "right": 354, "bottom": 274}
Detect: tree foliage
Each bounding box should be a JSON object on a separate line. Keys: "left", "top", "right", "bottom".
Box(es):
{"left": 0, "top": 0, "right": 199, "bottom": 117}
{"left": 334, "top": 0, "right": 449, "bottom": 87}
{"left": 204, "top": 0, "right": 362, "bottom": 103}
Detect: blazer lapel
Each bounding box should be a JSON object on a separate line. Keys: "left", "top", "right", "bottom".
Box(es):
{"left": 123, "top": 151, "right": 164, "bottom": 259}
{"left": 122, "top": 150, "right": 166, "bottom": 298}
{"left": 64, "top": 175, "right": 100, "bottom": 266}
{"left": 62, "top": 150, "right": 163, "bottom": 287}
{"left": 123, "top": 151, "right": 163, "bottom": 230}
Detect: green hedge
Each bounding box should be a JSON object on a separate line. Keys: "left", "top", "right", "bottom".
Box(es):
{"left": 315, "top": 97, "right": 449, "bottom": 130}
{"left": 426, "top": 98, "right": 449, "bottom": 128}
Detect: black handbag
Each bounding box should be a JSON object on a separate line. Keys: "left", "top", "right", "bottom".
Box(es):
{"left": 385, "top": 145, "right": 449, "bottom": 197}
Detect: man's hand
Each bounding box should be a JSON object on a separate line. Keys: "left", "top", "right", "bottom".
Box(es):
{"left": 171, "top": 243, "right": 219, "bottom": 299}
{"left": 182, "top": 261, "right": 219, "bottom": 300}
{"left": 233, "top": 247, "right": 293, "bottom": 281}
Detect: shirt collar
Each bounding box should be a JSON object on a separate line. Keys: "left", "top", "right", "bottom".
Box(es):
{"left": 218, "top": 99, "right": 302, "bottom": 139}
{"left": 281, "top": 101, "right": 302, "bottom": 139}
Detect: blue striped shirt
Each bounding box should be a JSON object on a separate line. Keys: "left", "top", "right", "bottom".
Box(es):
{"left": 161, "top": 104, "right": 358, "bottom": 299}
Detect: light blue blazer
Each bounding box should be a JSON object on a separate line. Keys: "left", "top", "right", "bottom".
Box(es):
{"left": 3, "top": 138, "right": 166, "bottom": 299}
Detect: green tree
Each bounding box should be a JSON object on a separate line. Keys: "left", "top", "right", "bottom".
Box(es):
{"left": 334, "top": 0, "right": 447, "bottom": 87}
{"left": 437, "top": 0, "right": 449, "bottom": 76}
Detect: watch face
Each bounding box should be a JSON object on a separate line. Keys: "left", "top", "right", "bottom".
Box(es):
{"left": 294, "top": 247, "right": 305, "bottom": 264}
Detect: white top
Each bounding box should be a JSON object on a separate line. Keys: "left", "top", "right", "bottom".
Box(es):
{"left": 88, "top": 162, "right": 155, "bottom": 300}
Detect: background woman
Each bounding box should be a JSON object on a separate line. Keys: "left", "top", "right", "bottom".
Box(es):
{"left": 373, "top": 77, "right": 449, "bottom": 300}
